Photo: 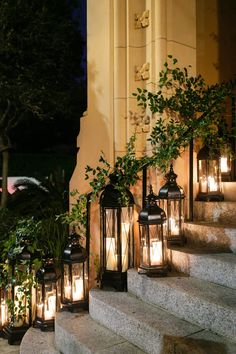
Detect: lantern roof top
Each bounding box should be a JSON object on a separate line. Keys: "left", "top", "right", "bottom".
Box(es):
{"left": 139, "top": 186, "right": 166, "bottom": 225}
{"left": 158, "top": 164, "right": 184, "bottom": 199}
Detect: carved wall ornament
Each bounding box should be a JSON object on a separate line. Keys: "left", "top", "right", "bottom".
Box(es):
{"left": 135, "top": 10, "right": 150, "bottom": 29}
{"left": 135, "top": 62, "right": 150, "bottom": 81}
{"left": 128, "top": 109, "right": 151, "bottom": 133}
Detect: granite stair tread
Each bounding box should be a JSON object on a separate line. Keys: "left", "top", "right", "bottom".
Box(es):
{"left": 89, "top": 288, "right": 236, "bottom": 354}
{"left": 20, "top": 327, "right": 59, "bottom": 354}
{"left": 184, "top": 221, "right": 236, "bottom": 253}
{"left": 55, "top": 311, "right": 146, "bottom": 354}
{"left": 168, "top": 246, "right": 236, "bottom": 289}
{"left": 128, "top": 269, "right": 236, "bottom": 341}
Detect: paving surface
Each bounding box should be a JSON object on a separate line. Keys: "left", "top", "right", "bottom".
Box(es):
{"left": 0, "top": 338, "right": 20, "bottom": 354}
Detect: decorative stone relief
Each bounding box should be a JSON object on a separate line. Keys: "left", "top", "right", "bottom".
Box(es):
{"left": 135, "top": 62, "right": 150, "bottom": 81}
{"left": 135, "top": 10, "right": 150, "bottom": 28}
{"left": 128, "top": 109, "right": 151, "bottom": 133}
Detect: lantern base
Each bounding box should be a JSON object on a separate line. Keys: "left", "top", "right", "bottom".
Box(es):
{"left": 33, "top": 318, "right": 54, "bottom": 332}
{"left": 61, "top": 299, "right": 88, "bottom": 312}
{"left": 138, "top": 265, "right": 168, "bottom": 277}
{"left": 167, "top": 236, "right": 185, "bottom": 246}
{"left": 195, "top": 193, "right": 224, "bottom": 202}
{"left": 101, "top": 271, "right": 127, "bottom": 291}
{"left": 2, "top": 323, "right": 29, "bottom": 345}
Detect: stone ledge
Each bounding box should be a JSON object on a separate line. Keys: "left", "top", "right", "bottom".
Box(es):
{"left": 128, "top": 269, "right": 236, "bottom": 341}
{"left": 193, "top": 201, "right": 236, "bottom": 223}
{"left": 55, "top": 311, "right": 146, "bottom": 354}
{"left": 168, "top": 247, "right": 236, "bottom": 289}
{"left": 89, "top": 288, "right": 205, "bottom": 354}
{"left": 20, "top": 327, "right": 58, "bottom": 354}
{"left": 184, "top": 221, "right": 236, "bottom": 253}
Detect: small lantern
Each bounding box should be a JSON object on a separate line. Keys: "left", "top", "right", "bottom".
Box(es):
{"left": 3, "top": 247, "right": 32, "bottom": 344}
{"left": 138, "top": 186, "right": 168, "bottom": 277}
{"left": 61, "top": 231, "right": 88, "bottom": 311}
{"left": 100, "top": 174, "right": 134, "bottom": 291}
{"left": 34, "top": 258, "right": 60, "bottom": 331}
{"left": 196, "top": 146, "right": 223, "bottom": 201}
{"left": 158, "top": 164, "right": 185, "bottom": 246}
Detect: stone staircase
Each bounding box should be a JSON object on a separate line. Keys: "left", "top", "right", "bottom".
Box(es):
{"left": 20, "top": 201, "right": 236, "bottom": 354}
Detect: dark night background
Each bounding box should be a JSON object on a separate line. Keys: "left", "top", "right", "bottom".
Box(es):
{"left": 3, "top": 0, "right": 87, "bottom": 182}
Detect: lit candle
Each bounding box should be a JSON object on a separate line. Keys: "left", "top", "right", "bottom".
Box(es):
{"left": 208, "top": 176, "right": 217, "bottom": 191}
{"left": 169, "top": 217, "right": 179, "bottom": 236}
{"left": 72, "top": 277, "right": 84, "bottom": 301}
{"left": 142, "top": 245, "right": 148, "bottom": 264}
{"left": 64, "top": 285, "right": 71, "bottom": 299}
{"left": 44, "top": 294, "right": 56, "bottom": 320}
{"left": 106, "top": 237, "right": 116, "bottom": 271}
{"left": 221, "top": 157, "right": 228, "bottom": 173}
{"left": 150, "top": 241, "right": 162, "bottom": 265}
{"left": 199, "top": 176, "right": 207, "bottom": 193}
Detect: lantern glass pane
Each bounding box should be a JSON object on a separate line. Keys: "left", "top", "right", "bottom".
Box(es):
{"left": 199, "top": 159, "right": 207, "bottom": 193}
{"left": 13, "top": 285, "right": 27, "bottom": 327}
{"left": 121, "top": 206, "right": 132, "bottom": 272}
{"left": 0, "top": 290, "right": 7, "bottom": 327}
{"left": 169, "top": 200, "right": 181, "bottom": 236}
{"left": 63, "top": 263, "right": 71, "bottom": 301}
{"left": 44, "top": 284, "right": 56, "bottom": 321}
{"left": 105, "top": 209, "right": 118, "bottom": 271}
{"left": 208, "top": 159, "right": 221, "bottom": 192}
{"left": 72, "top": 263, "right": 84, "bottom": 301}
{"left": 36, "top": 284, "right": 43, "bottom": 319}
{"left": 140, "top": 224, "right": 163, "bottom": 267}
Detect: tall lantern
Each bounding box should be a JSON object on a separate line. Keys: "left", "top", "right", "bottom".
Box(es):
{"left": 138, "top": 186, "right": 168, "bottom": 277}
{"left": 158, "top": 164, "right": 185, "bottom": 246}
{"left": 34, "top": 258, "right": 60, "bottom": 331}
{"left": 61, "top": 231, "right": 88, "bottom": 311}
{"left": 196, "top": 146, "right": 223, "bottom": 201}
{"left": 100, "top": 174, "right": 134, "bottom": 291}
{"left": 3, "top": 247, "right": 32, "bottom": 344}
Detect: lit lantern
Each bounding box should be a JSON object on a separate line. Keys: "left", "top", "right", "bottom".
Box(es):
{"left": 3, "top": 247, "right": 32, "bottom": 344}
{"left": 34, "top": 258, "right": 60, "bottom": 331}
{"left": 61, "top": 231, "right": 88, "bottom": 311}
{"left": 138, "top": 186, "right": 168, "bottom": 277}
{"left": 158, "top": 164, "right": 185, "bottom": 246}
{"left": 196, "top": 146, "right": 223, "bottom": 201}
{"left": 100, "top": 174, "right": 134, "bottom": 291}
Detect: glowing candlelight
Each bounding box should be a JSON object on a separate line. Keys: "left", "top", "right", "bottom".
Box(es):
{"left": 199, "top": 176, "right": 207, "bottom": 193}
{"left": 208, "top": 176, "right": 218, "bottom": 192}
{"left": 72, "top": 277, "right": 84, "bottom": 301}
{"left": 221, "top": 157, "right": 228, "bottom": 173}
{"left": 106, "top": 237, "right": 116, "bottom": 271}
{"left": 150, "top": 241, "right": 162, "bottom": 265}
{"left": 169, "top": 217, "right": 179, "bottom": 236}
{"left": 1, "top": 301, "right": 6, "bottom": 326}
{"left": 44, "top": 294, "right": 56, "bottom": 320}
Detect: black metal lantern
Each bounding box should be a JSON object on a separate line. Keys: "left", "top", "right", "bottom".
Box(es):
{"left": 3, "top": 247, "right": 32, "bottom": 344}
{"left": 100, "top": 174, "right": 134, "bottom": 291}
{"left": 61, "top": 231, "right": 88, "bottom": 312}
{"left": 138, "top": 186, "right": 168, "bottom": 277}
{"left": 34, "top": 258, "right": 60, "bottom": 331}
{"left": 196, "top": 146, "right": 223, "bottom": 201}
{"left": 158, "top": 164, "right": 185, "bottom": 246}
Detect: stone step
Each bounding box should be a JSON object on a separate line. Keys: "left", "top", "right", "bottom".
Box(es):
{"left": 20, "top": 327, "right": 59, "bottom": 354}
{"left": 193, "top": 201, "right": 236, "bottom": 223}
{"left": 55, "top": 311, "right": 146, "bottom": 354}
{"left": 89, "top": 288, "right": 236, "bottom": 354}
{"left": 168, "top": 247, "right": 236, "bottom": 289}
{"left": 128, "top": 269, "right": 236, "bottom": 341}
{"left": 184, "top": 221, "right": 236, "bottom": 253}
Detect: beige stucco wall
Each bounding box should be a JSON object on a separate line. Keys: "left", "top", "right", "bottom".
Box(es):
{"left": 69, "top": 0, "right": 199, "bottom": 286}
